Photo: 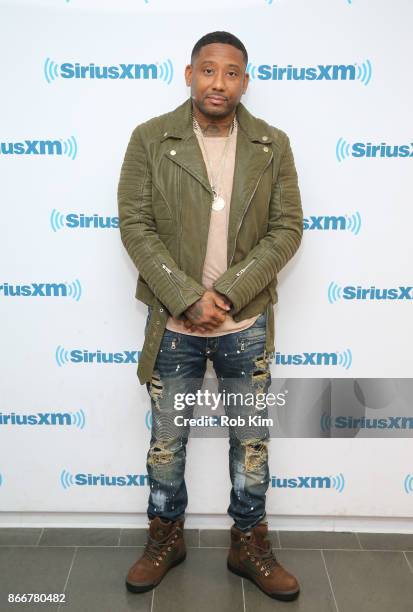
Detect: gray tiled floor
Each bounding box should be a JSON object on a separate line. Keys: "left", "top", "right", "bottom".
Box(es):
{"left": 0, "top": 528, "right": 412, "bottom": 611}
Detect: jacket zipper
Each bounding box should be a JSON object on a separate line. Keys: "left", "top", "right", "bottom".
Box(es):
{"left": 177, "top": 167, "right": 183, "bottom": 267}
{"left": 161, "top": 262, "right": 186, "bottom": 303}
{"left": 228, "top": 153, "right": 273, "bottom": 268}
{"left": 226, "top": 258, "right": 257, "bottom": 292}
{"left": 225, "top": 151, "right": 273, "bottom": 293}
{"left": 161, "top": 262, "right": 186, "bottom": 283}
{"left": 236, "top": 259, "right": 256, "bottom": 276}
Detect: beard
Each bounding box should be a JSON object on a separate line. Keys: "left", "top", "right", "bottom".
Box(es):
{"left": 192, "top": 95, "right": 238, "bottom": 121}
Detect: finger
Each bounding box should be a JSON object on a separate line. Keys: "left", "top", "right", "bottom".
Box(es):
{"left": 189, "top": 324, "right": 205, "bottom": 332}
{"left": 212, "top": 313, "right": 226, "bottom": 325}
{"left": 206, "top": 321, "right": 221, "bottom": 331}
{"left": 196, "top": 322, "right": 210, "bottom": 331}
{"left": 214, "top": 297, "right": 231, "bottom": 311}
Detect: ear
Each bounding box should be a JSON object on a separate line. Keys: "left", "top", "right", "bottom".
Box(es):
{"left": 184, "top": 64, "right": 192, "bottom": 87}
{"left": 242, "top": 71, "right": 250, "bottom": 95}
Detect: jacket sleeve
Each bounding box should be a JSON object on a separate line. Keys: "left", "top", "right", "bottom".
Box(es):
{"left": 117, "top": 127, "right": 206, "bottom": 317}
{"left": 213, "top": 132, "right": 303, "bottom": 314}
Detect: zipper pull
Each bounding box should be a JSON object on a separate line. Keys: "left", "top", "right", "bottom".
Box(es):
{"left": 235, "top": 259, "right": 256, "bottom": 277}
{"left": 161, "top": 263, "right": 172, "bottom": 274}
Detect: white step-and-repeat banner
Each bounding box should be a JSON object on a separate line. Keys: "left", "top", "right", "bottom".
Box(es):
{"left": 1, "top": 0, "right": 412, "bottom": 524}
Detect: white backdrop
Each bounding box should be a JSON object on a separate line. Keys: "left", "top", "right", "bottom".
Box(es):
{"left": 1, "top": 0, "right": 413, "bottom": 529}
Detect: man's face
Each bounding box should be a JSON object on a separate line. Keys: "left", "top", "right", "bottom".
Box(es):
{"left": 185, "top": 43, "right": 249, "bottom": 120}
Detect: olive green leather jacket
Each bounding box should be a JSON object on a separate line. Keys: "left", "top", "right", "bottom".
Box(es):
{"left": 117, "top": 97, "right": 303, "bottom": 384}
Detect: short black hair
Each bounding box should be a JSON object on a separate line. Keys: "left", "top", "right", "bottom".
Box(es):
{"left": 191, "top": 31, "right": 248, "bottom": 66}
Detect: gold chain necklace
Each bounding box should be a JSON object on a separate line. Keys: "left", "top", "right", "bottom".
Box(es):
{"left": 192, "top": 114, "right": 237, "bottom": 211}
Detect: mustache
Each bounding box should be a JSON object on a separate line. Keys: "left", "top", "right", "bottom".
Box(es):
{"left": 205, "top": 94, "right": 228, "bottom": 100}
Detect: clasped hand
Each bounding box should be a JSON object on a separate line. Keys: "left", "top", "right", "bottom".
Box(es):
{"left": 183, "top": 289, "right": 232, "bottom": 333}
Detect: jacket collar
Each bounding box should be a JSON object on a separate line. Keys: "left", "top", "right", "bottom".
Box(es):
{"left": 160, "top": 96, "right": 272, "bottom": 144}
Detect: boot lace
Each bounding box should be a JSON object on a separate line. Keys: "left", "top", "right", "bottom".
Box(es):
{"left": 143, "top": 529, "right": 179, "bottom": 566}
{"left": 241, "top": 534, "right": 279, "bottom": 576}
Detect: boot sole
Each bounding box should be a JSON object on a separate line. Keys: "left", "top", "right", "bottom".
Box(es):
{"left": 227, "top": 561, "right": 300, "bottom": 602}
{"left": 126, "top": 553, "right": 187, "bottom": 593}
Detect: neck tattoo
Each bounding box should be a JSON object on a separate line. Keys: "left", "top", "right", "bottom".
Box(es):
{"left": 201, "top": 121, "right": 233, "bottom": 137}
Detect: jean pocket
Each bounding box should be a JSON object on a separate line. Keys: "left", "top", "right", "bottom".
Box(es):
{"left": 235, "top": 314, "right": 267, "bottom": 350}
{"left": 159, "top": 329, "right": 181, "bottom": 352}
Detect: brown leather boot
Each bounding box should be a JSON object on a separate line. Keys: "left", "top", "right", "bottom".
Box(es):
{"left": 125, "top": 517, "right": 186, "bottom": 593}
{"left": 227, "top": 522, "right": 300, "bottom": 601}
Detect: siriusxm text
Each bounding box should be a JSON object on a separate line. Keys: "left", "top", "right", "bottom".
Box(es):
{"left": 67, "top": 350, "right": 140, "bottom": 363}
{"left": 275, "top": 352, "right": 338, "bottom": 366}
{"left": 254, "top": 64, "right": 356, "bottom": 81}
{"left": 63, "top": 214, "right": 118, "bottom": 229}
{"left": 271, "top": 476, "right": 332, "bottom": 488}
{"left": 74, "top": 473, "right": 148, "bottom": 486}
{"left": 1, "top": 140, "right": 63, "bottom": 155}
{"left": 304, "top": 216, "right": 346, "bottom": 230}
{"left": 341, "top": 286, "right": 413, "bottom": 300}
{"left": 60, "top": 63, "right": 157, "bottom": 79}
{"left": 351, "top": 142, "right": 413, "bottom": 158}
{"left": 1, "top": 283, "right": 70, "bottom": 297}
{"left": 0, "top": 412, "right": 74, "bottom": 426}
{"left": 333, "top": 416, "right": 413, "bottom": 429}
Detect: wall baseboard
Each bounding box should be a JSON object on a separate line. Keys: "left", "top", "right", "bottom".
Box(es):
{"left": 1, "top": 512, "right": 413, "bottom": 533}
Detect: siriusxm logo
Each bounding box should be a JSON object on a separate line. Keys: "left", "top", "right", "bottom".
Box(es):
{"left": 304, "top": 212, "right": 361, "bottom": 234}
{"left": 336, "top": 138, "right": 413, "bottom": 161}
{"left": 271, "top": 473, "right": 345, "bottom": 492}
{"left": 60, "top": 470, "right": 148, "bottom": 489}
{"left": 247, "top": 59, "right": 371, "bottom": 85}
{"left": 275, "top": 349, "right": 352, "bottom": 369}
{"left": 321, "top": 413, "right": 413, "bottom": 432}
{"left": 0, "top": 410, "right": 85, "bottom": 428}
{"left": 0, "top": 473, "right": 3, "bottom": 487}
{"left": 0, "top": 280, "right": 82, "bottom": 301}
{"left": 0, "top": 137, "right": 77, "bottom": 159}
{"left": 328, "top": 283, "right": 413, "bottom": 303}
{"left": 44, "top": 58, "right": 174, "bottom": 85}
{"left": 55, "top": 346, "right": 141, "bottom": 366}
{"left": 145, "top": 410, "right": 152, "bottom": 431}
{"left": 404, "top": 474, "right": 413, "bottom": 494}
{"left": 50, "top": 209, "right": 118, "bottom": 231}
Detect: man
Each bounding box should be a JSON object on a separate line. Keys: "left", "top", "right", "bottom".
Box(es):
{"left": 118, "top": 31, "right": 303, "bottom": 602}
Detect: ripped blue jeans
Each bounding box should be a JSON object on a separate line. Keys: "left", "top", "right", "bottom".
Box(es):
{"left": 145, "top": 309, "right": 273, "bottom": 532}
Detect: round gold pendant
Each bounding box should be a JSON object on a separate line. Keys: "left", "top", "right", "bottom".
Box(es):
{"left": 212, "top": 196, "right": 225, "bottom": 211}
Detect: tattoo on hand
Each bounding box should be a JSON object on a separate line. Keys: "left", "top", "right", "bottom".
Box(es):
{"left": 189, "top": 303, "right": 204, "bottom": 322}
